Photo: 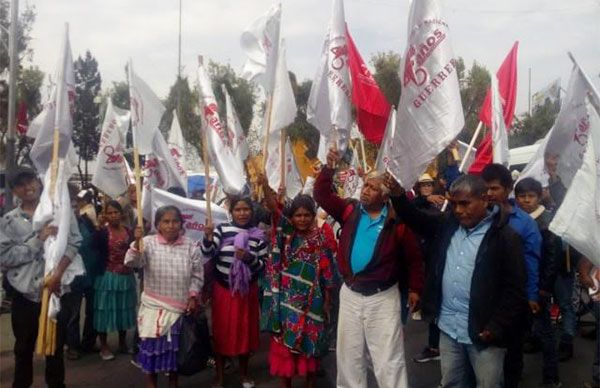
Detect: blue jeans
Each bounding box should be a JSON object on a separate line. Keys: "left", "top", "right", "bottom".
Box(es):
{"left": 554, "top": 272, "right": 576, "bottom": 344}
{"left": 439, "top": 331, "right": 506, "bottom": 388}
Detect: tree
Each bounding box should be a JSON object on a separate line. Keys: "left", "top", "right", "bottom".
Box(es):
{"left": 371, "top": 51, "right": 401, "bottom": 106}
{"left": 286, "top": 74, "right": 320, "bottom": 159}
{"left": 72, "top": 51, "right": 102, "bottom": 181}
{"left": 207, "top": 61, "right": 256, "bottom": 132}
{"left": 159, "top": 76, "right": 202, "bottom": 155}
{"left": 110, "top": 81, "right": 130, "bottom": 110}
{"left": 458, "top": 60, "right": 491, "bottom": 142}
{"left": 509, "top": 100, "right": 558, "bottom": 148}
{"left": 17, "top": 66, "right": 44, "bottom": 118}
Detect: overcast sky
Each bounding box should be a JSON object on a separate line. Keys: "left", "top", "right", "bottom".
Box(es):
{"left": 23, "top": 0, "right": 600, "bottom": 116}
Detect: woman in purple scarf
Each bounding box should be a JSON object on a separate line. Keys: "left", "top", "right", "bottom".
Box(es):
{"left": 201, "top": 196, "right": 268, "bottom": 388}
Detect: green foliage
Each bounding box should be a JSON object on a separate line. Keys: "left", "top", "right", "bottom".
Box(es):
{"left": 160, "top": 76, "right": 202, "bottom": 155}
{"left": 72, "top": 51, "right": 102, "bottom": 164}
{"left": 286, "top": 75, "right": 320, "bottom": 159}
{"left": 17, "top": 66, "right": 44, "bottom": 117}
{"left": 207, "top": 61, "right": 256, "bottom": 132}
{"left": 110, "top": 81, "right": 130, "bottom": 110}
{"left": 370, "top": 51, "right": 401, "bottom": 106}
{"left": 509, "top": 100, "right": 558, "bottom": 147}
{"left": 458, "top": 60, "right": 491, "bottom": 142}
{"left": 0, "top": 1, "right": 36, "bottom": 72}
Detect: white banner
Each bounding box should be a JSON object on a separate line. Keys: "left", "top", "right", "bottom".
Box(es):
{"left": 307, "top": 0, "right": 352, "bottom": 163}
{"left": 375, "top": 108, "right": 397, "bottom": 173}
{"left": 240, "top": 3, "right": 281, "bottom": 94}
{"left": 150, "top": 188, "right": 229, "bottom": 243}
{"left": 339, "top": 150, "right": 362, "bottom": 199}
{"left": 168, "top": 110, "right": 188, "bottom": 174}
{"left": 129, "top": 60, "right": 165, "bottom": 155}
{"left": 222, "top": 85, "right": 249, "bottom": 162}
{"left": 28, "top": 24, "right": 75, "bottom": 173}
{"left": 92, "top": 101, "right": 131, "bottom": 198}
{"left": 389, "top": 0, "right": 464, "bottom": 188}
{"left": 266, "top": 137, "right": 304, "bottom": 199}
{"left": 491, "top": 76, "right": 510, "bottom": 166}
{"left": 196, "top": 61, "right": 247, "bottom": 195}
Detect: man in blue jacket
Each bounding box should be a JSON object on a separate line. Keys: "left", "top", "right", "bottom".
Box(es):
{"left": 482, "top": 164, "right": 542, "bottom": 388}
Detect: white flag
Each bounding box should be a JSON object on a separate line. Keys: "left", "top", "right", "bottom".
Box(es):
{"left": 268, "top": 40, "right": 297, "bottom": 136}
{"left": 128, "top": 61, "right": 165, "bottom": 155}
{"left": 519, "top": 63, "right": 600, "bottom": 188}
{"left": 375, "top": 108, "right": 397, "bottom": 173}
{"left": 150, "top": 188, "right": 229, "bottom": 243}
{"left": 491, "top": 76, "right": 510, "bottom": 166}
{"left": 28, "top": 24, "right": 75, "bottom": 173}
{"left": 32, "top": 160, "right": 84, "bottom": 318}
{"left": 168, "top": 110, "right": 188, "bottom": 175}
{"left": 141, "top": 130, "right": 188, "bottom": 220}
{"left": 550, "top": 121, "right": 600, "bottom": 266}
{"left": 196, "top": 61, "right": 247, "bottom": 195}
{"left": 266, "top": 137, "right": 304, "bottom": 198}
{"left": 240, "top": 3, "right": 281, "bottom": 93}
{"left": 389, "top": 0, "right": 464, "bottom": 188}
{"left": 222, "top": 85, "right": 249, "bottom": 162}
{"left": 340, "top": 150, "right": 362, "bottom": 199}
{"left": 92, "top": 100, "right": 131, "bottom": 198}
{"left": 307, "top": 0, "right": 352, "bottom": 163}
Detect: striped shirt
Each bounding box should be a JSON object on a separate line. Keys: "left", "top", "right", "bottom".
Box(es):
{"left": 201, "top": 223, "right": 267, "bottom": 288}
{"left": 125, "top": 234, "right": 203, "bottom": 310}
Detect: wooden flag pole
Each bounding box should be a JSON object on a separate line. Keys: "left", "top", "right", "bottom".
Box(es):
{"left": 262, "top": 93, "right": 275, "bottom": 171}
{"left": 198, "top": 56, "right": 212, "bottom": 223}
{"left": 132, "top": 146, "right": 145, "bottom": 249}
{"left": 359, "top": 132, "right": 368, "bottom": 171}
{"left": 279, "top": 129, "right": 286, "bottom": 197}
{"left": 458, "top": 121, "right": 483, "bottom": 173}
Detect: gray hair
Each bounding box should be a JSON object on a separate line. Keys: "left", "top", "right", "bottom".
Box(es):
{"left": 364, "top": 171, "right": 390, "bottom": 197}
{"left": 448, "top": 175, "right": 487, "bottom": 197}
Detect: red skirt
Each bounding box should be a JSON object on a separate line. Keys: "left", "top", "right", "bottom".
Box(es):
{"left": 211, "top": 281, "right": 260, "bottom": 356}
{"left": 269, "top": 337, "right": 319, "bottom": 378}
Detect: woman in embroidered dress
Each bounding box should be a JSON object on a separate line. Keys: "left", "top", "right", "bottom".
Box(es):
{"left": 202, "top": 196, "right": 268, "bottom": 388}
{"left": 93, "top": 200, "right": 137, "bottom": 360}
{"left": 125, "top": 205, "right": 203, "bottom": 388}
{"left": 262, "top": 194, "right": 336, "bottom": 388}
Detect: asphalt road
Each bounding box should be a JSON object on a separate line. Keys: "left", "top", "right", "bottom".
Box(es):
{"left": 0, "top": 307, "right": 597, "bottom": 387}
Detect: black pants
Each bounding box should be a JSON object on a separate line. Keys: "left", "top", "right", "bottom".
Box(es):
{"left": 428, "top": 322, "right": 440, "bottom": 349}
{"left": 504, "top": 325, "right": 527, "bottom": 388}
{"left": 11, "top": 291, "right": 75, "bottom": 388}
{"left": 65, "top": 286, "right": 97, "bottom": 351}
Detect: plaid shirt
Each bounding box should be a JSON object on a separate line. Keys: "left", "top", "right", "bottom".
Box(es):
{"left": 125, "top": 234, "right": 203, "bottom": 310}
{"left": 0, "top": 206, "right": 81, "bottom": 302}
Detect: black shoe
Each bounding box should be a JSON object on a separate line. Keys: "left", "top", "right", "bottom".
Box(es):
{"left": 413, "top": 347, "right": 441, "bottom": 363}
{"left": 558, "top": 342, "right": 573, "bottom": 362}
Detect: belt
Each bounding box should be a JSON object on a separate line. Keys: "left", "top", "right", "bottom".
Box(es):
{"left": 346, "top": 279, "right": 397, "bottom": 296}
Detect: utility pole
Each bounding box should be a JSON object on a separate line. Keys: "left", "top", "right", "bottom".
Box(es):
{"left": 528, "top": 67, "right": 532, "bottom": 116}
{"left": 4, "top": 0, "right": 19, "bottom": 212}
{"left": 178, "top": 0, "right": 182, "bottom": 79}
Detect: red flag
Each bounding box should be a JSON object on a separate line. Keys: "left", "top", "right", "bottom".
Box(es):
{"left": 346, "top": 26, "right": 390, "bottom": 145}
{"left": 16, "top": 101, "right": 28, "bottom": 135}
{"left": 469, "top": 42, "right": 519, "bottom": 174}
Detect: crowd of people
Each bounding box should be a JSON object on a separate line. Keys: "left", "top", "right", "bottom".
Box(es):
{"left": 0, "top": 145, "right": 599, "bottom": 388}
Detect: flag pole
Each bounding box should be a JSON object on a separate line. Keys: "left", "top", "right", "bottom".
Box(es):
{"left": 567, "top": 52, "right": 600, "bottom": 115}
{"left": 262, "top": 93, "right": 275, "bottom": 171}
{"left": 458, "top": 121, "right": 483, "bottom": 173}
{"left": 359, "top": 132, "right": 368, "bottom": 171}
{"left": 279, "top": 129, "right": 286, "bottom": 196}
{"left": 198, "top": 56, "right": 212, "bottom": 223}
{"left": 127, "top": 60, "right": 145, "bottom": 251}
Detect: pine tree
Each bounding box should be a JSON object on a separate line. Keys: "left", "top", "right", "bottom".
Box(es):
{"left": 72, "top": 50, "right": 102, "bottom": 181}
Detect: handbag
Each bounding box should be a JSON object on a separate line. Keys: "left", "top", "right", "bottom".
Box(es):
{"left": 177, "top": 312, "right": 212, "bottom": 376}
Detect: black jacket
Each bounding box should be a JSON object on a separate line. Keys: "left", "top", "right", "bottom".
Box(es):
{"left": 392, "top": 194, "right": 528, "bottom": 348}
{"left": 534, "top": 210, "right": 560, "bottom": 293}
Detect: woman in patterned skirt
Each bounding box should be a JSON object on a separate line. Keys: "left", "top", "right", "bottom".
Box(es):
{"left": 93, "top": 200, "right": 136, "bottom": 360}
{"left": 202, "top": 196, "right": 268, "bottom": 388}
{"left": 262, "top": 194, "right": 337, "bottom": 388}
{"left": 125, "top": 205, "right": 203, "bottom": 388}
